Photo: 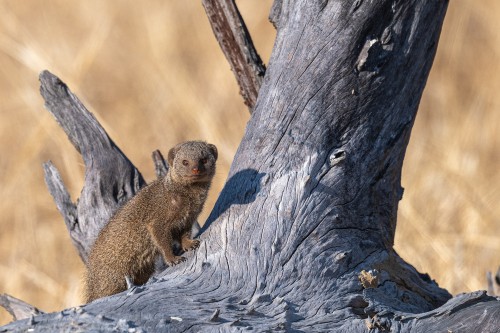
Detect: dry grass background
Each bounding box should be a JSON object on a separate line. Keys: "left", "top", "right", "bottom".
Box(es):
{"left": 0, "top": 0, "right": 498, "bottom": 326}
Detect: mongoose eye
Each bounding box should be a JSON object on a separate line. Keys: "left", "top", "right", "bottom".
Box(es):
{"left": 201, "top": 158, "right": 208, "bottom": 164}
{"left": 182, "top": 160, "right": 189, "bottom": 166}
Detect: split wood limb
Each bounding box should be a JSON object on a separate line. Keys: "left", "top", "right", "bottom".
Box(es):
{"left": 201, "top": 0, "right": 266, "bottom": 111}
{"left": 0, "top": 294, "right": 44, "bottom": 321}
{"left": 39, "top": 70, "right": 146, "bottom": 263}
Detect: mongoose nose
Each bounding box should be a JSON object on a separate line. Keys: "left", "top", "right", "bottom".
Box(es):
{"left": 192, "top": 168, "right": 200, "bottom": 175}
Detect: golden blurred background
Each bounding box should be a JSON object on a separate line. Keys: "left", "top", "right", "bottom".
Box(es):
{"left": 0, "top": 0, "right": 498, "bottom": 325}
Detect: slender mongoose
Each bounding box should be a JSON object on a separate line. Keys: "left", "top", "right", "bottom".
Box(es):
{"left": 84, "top": 141, "right": 217, "bottom": 302}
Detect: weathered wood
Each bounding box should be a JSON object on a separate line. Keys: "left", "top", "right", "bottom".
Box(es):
{"left": 1, "top": 286, "right": 498, "bottom": 332}
{"left": 363, "top": 291, "right": 500, "bottom": 332}
{"left": 39, "top": 70, "right": 146, "bottom": 262}
{"left": 0, "top": 294, "right": 44, "bottom": 321}
{"left": 42, "top": 161, "right": 83, "bottom": 260}
{"left": 201, "top": 0, "right": 266, "bottom": 110}
{"left": 2, "top": 0, "right": 500, "bottom": 332}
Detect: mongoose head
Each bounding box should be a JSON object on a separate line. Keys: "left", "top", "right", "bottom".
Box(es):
{"left": 167, "top": 141, "right": 218, "bottom": 184}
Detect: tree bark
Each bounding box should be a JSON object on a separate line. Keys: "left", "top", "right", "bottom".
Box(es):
{"left": 201, "top": 0, "right": 266, "bottom": 111}
{"left": 2, "top": 0, "right": 500, "bottom": 332}
{"left": 40, "top": 71, "right": 146, "bottom": 263}
{"left": 0, "top": 294, "right": 44, "bottom": 321}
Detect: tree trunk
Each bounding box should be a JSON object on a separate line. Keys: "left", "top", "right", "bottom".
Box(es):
{"left": 2, "top": 0, "right": 500, "bottom": 332}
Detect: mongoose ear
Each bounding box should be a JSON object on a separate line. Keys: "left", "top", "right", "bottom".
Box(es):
{"left": 167, "top": 147, "right": 177, "bottom": 166}
{"left": 208, "top": 144, "right": 218, "bottom": 161}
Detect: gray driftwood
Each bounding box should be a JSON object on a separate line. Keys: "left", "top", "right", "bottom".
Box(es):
{"left": 40, "top": 71, "right": 146, "bottom": 262}
{"left": 2, "top": 0, "right": 500, "bottom": 332}
{"left": 0, "top": 294, "right": 44, "bottom": 321}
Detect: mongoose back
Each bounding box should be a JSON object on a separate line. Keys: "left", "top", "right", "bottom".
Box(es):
{"left": 84, "top": 141, "right": 217, "bottom": 302}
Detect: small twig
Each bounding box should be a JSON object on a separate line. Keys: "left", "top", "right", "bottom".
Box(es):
{"left": 43, "top": 161, "right": 86, "bottom": 261}
{"left": 152, "top": 149, "right": 168, "bottom": 179}
{"left": 209, "top": 308, "right": 220, "bottom": 322}
{"left": 486, "top": 267, "right": 500, "bottom": 296}
{"left": 201, "top": 0, "right": 266, "bottom": 111}
{"left": 487, "top": 271, "right": 494, "bottom": 296}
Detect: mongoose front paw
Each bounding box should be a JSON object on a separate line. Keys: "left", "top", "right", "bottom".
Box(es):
{"left": 183, "top": 239, "right": 200, "bottom": 252}
{"left": 168, "top": 256, "right": 187, "bottom": 266}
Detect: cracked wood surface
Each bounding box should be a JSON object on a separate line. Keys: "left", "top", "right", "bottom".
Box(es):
{"left": 40, "top": 71, "right": 146, "bottom": 262}
{"left": 0, "top": 294, "right": 44, "bottom": 322}
{"left": 201, "top": 0, "right": 266, "bottom": 111}
{"left": 2, "top": 0, "right": 500, "bottom": 332}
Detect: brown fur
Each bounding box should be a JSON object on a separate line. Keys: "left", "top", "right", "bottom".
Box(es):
{"left": 84, "top": 141, "right": 217, "bottom": 302}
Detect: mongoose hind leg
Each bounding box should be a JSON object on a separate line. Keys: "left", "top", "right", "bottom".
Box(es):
{"left": 132, "top": 262, "right": 156, "bottom": 285}
{"left": 85, "top": 270, "right": 127, "bottom": 302}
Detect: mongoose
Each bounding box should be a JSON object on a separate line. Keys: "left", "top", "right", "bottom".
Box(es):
{"left": 84, "top": 141, "right": 217, "bottom": 302}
